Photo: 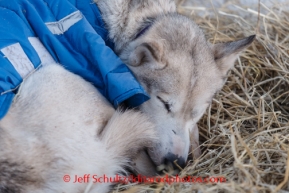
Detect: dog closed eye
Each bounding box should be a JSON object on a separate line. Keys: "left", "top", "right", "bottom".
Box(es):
{"left": 157, "top": 96, "right": 171, "bottom": 112}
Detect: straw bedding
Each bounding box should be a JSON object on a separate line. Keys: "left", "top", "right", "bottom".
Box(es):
{"left": 114, "top": 1, "right": 289, "bottom": 192}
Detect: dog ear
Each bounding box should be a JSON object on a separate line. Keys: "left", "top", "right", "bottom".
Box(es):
{"left": 212, "top": 35, "right": 255, "bottom": 75}
{"left": 128, "top": 42, "right": 165, "bottom": 69}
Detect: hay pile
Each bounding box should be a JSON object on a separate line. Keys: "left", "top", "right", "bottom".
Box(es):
{"left": 114, "top": 1, "right": 289, "bottom": 192}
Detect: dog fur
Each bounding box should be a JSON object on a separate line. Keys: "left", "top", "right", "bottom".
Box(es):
{"left": 0, "top": 0, "right": 255, "bottom": 192}
{"left": 0, "top": 64, "right": 157, "bottom": 193}
{"left": 95, "top": 0, "right": 255, "bottom": 173}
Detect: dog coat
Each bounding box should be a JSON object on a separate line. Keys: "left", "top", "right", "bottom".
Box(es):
{"left": 0, "top": 0, "right": 149, "bottom": 119}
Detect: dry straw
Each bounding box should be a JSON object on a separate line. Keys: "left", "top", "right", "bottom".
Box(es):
{"left": 113, "top": 0, "right": 289, "bottom": 192}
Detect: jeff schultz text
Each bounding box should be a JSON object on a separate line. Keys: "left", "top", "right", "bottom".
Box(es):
{"left": 66, "top": 174, "right": 227, "bottom": 184}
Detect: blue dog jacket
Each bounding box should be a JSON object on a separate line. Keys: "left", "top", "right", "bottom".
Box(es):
{"left": 0, "top": 0, "right": 149, "bottom": 119}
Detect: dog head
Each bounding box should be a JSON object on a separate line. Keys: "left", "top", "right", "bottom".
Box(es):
{"left": 120, "top": 14, "right": 255, "bottom": 171}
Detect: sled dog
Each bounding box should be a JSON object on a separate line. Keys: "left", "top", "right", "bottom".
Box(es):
{"left": 95, "top": 0, "right": 255, "bottom": 173}
{"left": 0, "top": 0, "right": 255, "bottom": 192}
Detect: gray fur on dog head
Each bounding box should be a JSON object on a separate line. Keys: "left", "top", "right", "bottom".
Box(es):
{"left": 96, "top": 0, "right": 255, "bottom": 172}
{"left": 120, "top": 14, "right": 255, "bottom": 167}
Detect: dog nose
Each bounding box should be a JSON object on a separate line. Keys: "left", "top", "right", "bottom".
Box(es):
{"left": 163, "top": 153, "right": 186, "bottom": 169}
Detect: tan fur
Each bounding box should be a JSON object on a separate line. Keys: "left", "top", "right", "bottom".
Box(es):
{"left": 96, "top": 0, "right": 255, "bottom": 171}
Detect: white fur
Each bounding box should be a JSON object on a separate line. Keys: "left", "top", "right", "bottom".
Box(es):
{"left": 0, "top": 64, "right": 156, "bottom": 193}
